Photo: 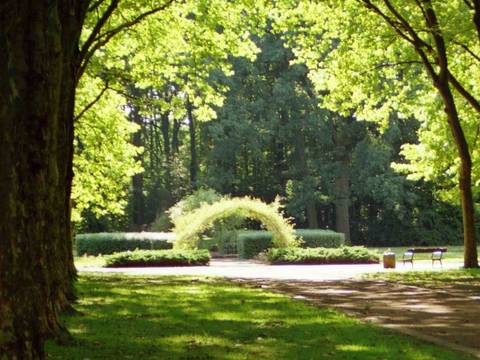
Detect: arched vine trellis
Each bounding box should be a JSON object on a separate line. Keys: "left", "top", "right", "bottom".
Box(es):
{"left": 173, "top": 197, "right": 297, "bottom": 249}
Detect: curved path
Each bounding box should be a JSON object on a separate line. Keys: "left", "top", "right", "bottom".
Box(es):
{"left": 78, "top": 258, "right": 462, "bottom": 281}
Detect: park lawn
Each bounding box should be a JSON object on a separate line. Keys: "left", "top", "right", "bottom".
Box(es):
{"left": 45, "top": 274, "right": 471, "bottom": 360}
{"left": 366, "top": 269, "right": 480, "bottom": 288}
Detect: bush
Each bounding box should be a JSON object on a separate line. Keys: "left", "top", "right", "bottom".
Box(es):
{"left": 267, "top": 246, "right": 380, "bottom": 264}
{"left": 105, "top": 249, "right": 210, "bottom": 267}
{"left": 237, "top": 229, "right": 345, "bottom": 259}
{"left": 76, "top": 232, "right": 174, "bottom": 256}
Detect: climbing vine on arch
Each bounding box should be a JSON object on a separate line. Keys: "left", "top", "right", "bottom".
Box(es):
{"left": 173, "top": 197, "right": 298, "bottom": 249}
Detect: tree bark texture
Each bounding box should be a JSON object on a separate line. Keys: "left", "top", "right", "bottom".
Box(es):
{"left": 0, "top": 2, "right": 63, "bottom": 358}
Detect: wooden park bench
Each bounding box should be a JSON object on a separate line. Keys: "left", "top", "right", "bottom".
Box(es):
{"left": 402, "top": 247, "right": 447, "bottom": 266}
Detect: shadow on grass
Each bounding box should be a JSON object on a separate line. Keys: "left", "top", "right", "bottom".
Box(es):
{"left": 45, "top": 274, "right": 472, "bottom": 360}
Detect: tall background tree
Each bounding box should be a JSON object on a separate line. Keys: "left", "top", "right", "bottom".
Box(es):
{"left": 274, "top": 0, "right": 479, "bottom": 267}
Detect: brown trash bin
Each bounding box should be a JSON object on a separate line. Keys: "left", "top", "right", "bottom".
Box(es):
{"left": 383, "top": 252, "right": 396, "bottom": 269}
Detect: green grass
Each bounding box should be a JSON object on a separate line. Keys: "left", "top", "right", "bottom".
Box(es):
{"left": 45, "top": 274, "right": 472, "bottom": 359}
{"left": 75, "top": 255, "right": 106, "bottom": 267}
{"left": 366, "top": 269, "right": 480, "bottom": 288}
{"left": 370, "top": 246, "right": 478, "bottom": 261}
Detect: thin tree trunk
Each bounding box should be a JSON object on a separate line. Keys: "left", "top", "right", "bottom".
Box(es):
{"left": 422, "top": 1, "right": 478, "bottom": 267}
{"left": 172, "top": 119, "right": 181, "bottom": 154}
{"left": 161, "top": 112, "right": 173, "bottom": 190}
{"left": 436, "top": 80, "right": 478, "bottom": 267}
{"left": 186, "top": 97, "right": 198, "bottom": 188}
{"left": 129, "top": 96, "right": 145, "bottom": 227}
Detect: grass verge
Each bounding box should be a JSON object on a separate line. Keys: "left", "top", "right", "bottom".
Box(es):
{"left": 46, "top": 274, "right": 471, "bottom": 359}
{"left": 366, "top": 269, "right": 480, "bottom": 288}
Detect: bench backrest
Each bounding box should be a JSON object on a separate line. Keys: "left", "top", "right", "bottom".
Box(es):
{"left": 406, "top": 247, "right": 447, "bottom": 253}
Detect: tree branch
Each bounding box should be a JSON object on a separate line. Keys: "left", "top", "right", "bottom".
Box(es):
{"left": 78, "top": 0, "right": 120, "bottom": 69}
{"left": 74, "top": 81, "right": 110, "bottom": 122}
{"left": 88, "top": 0, "right": 107, "bottom": 13}
{"left": 452, "top": 40, "right": 480, "bottom": 63}
{"left": 359, "top": 0, "right": 438, "bottom": 80}
{"left": 447, "top": 70, "right": 480, "bottom": 113}
{"left": 77, "top": 0, "right": 176, "bottom": 80}
{"left": 472, "top": 0, "right": 480, "bottom": 41}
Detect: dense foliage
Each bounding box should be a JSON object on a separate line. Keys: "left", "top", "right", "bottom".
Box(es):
{"left": 76, "top": 232, "right": 174, "bottom": 256}
{"left": 76, "top": 25, "right": 471, "bottom": 248}
{"left": 267, "top": 247, "right": 380, "bottom": 264}
{"left": 72, "top": 1, "right": 478, "bottom": 255}
{"left": 105, "top": 249, "right": 210, "bottom": 267}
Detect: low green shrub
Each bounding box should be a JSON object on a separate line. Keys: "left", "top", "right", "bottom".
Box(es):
{"left": 104, "top": 249, "right": 210, "bottom": 267}
{"left": 76, "top": 232, "right": 174, "bottom": 256}
{"left": 267, "top": 246, "right": 380, "bottom": 264}
{"left": 237, "top": 229, "right": 345, "bottom": 259}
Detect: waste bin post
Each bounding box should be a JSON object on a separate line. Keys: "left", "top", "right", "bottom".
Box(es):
{"left": 383, "top": 252, "right": 396, "bottom": 269}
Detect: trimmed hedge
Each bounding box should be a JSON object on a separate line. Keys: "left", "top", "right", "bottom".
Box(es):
{"left": 267, "top": 246, "right": 380, "bottom": 265}
{"left": 237, "top": 231, "right": 272, "bottom": 259}
{"left": 76, "top": 232, "right": 174, "bottom": 256}
{"left": 237, "top": 229, "right": 345, "bottom": 259}
{"left": 297, "top": 229, "right": 345, "bottom": 248}
{"left": 105, "top": 249, "right": 210, "bottom": 267}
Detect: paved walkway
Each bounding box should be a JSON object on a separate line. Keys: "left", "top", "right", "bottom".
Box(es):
{"left": 78, "top": 258, "right": 463, "bottom": 281}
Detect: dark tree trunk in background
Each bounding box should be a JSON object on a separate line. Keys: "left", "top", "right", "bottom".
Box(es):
{"left": 172, "top": 119, "right": 181, "bottom": 154}
{"left": 186, "top": 97, "right": 198, "bottom": 188}
{"left": 293, "top": 123, "right": 318, "bottom": 228}
{"left": 129, "top": 95, "right": 145, "bottom": 227}
{"left": 334, "top": 164, "right": 351, "bottom": 244}
{"left": 161, "top": 112, "right": 173, "bottom": 190}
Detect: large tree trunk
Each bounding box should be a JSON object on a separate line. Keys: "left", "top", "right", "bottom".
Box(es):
{"left": 0, "top": 1, "right": 67, "bottom": 357}
{"left": 0, "top": 1, "right": 88, "bottom": 357}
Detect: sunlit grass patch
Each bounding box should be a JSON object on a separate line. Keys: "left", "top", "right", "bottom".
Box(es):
{"left": 45, "top": 274, "right": 472, "bottom": 359}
